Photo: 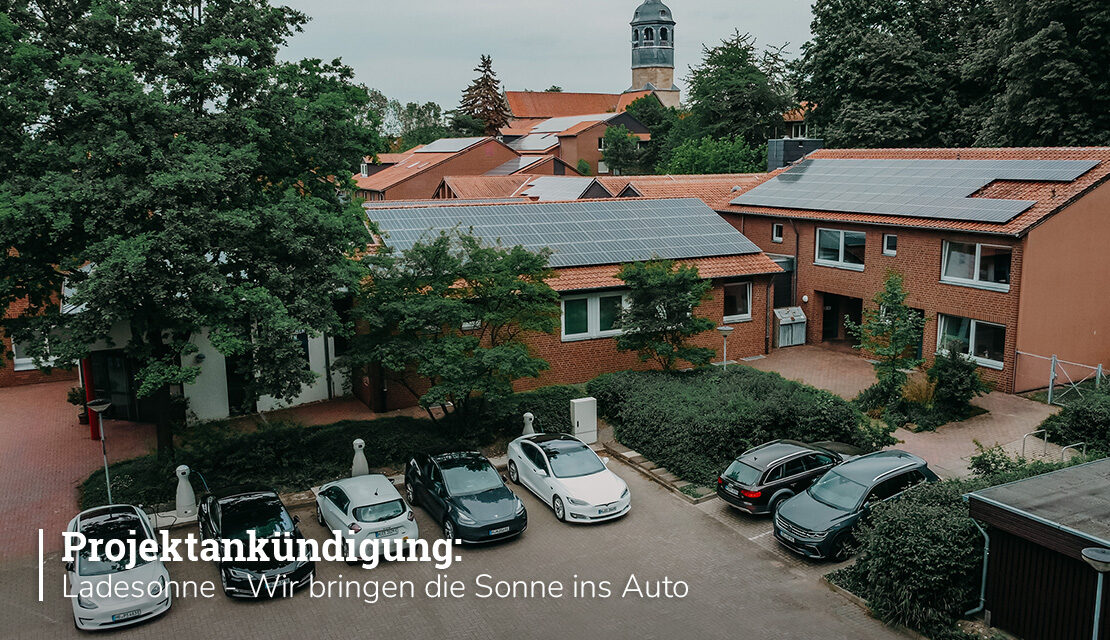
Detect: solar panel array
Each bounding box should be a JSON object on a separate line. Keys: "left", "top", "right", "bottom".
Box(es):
{"left": 520, "top": 177, "right": 596, "bottom": 201}
{"left": 369, "top": 198, "right": 761, "bottom": 268}
{"left": 507, "top": 133, "right": 560, "bottom": 152}
{"left": 485, "top": 157, "right": 545, "bottom": 176}
{"left": 414, "top": 137, "right": 487, "bottom": 153}
{"left": 731, "top": 159, "right": 1099, "bottom": 223}
{"left": 363, "top": 199, "right": 522, "bottom": 209}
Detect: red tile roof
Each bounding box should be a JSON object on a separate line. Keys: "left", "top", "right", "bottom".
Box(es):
{"left": 440, "top": 175, "right": 534, "bottom": 199}
{"left": 598, "top": 174, "right": 767, "bottom": 210}
{"left": 505, "top": 91, "right": 622, "bottom": 119}
{"left": 616, "top": 90, "right": 658, "bottom": 112}
{"left": 783, "top": 101, "right": 814, "bottom": 123}
{"left": 353, "top": 138, "right": 500, "bottom": 193}
{"left": 720, "top": 147, "right": 1110, "bottom": 236}
{"left": 546, "top": 254, "right": 782, "bottom": 292}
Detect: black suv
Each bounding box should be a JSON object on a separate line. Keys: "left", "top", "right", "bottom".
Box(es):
{"left": 773, "top": 450, "right": 939, "bottom": 560}
{"left": 716, "top": 440, "right": 861, "bottom": 515}
{"left": 405, "top": 451, "right": 527, "bottom": 543}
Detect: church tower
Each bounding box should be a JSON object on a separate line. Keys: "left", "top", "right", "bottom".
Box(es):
{"left": 627, "top": 0, "right": 680, "bottom": 107}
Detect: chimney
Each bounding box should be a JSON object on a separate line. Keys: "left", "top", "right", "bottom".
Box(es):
{"left": 768, "top": 138, "right": 823, "bottom": 171}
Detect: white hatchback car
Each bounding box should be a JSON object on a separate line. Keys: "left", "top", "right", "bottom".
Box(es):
{"left": 507, "top": 433, "right": 631, "bottom": 523}
{"left": 65, "top": 505, "right": 171, "bottom": 631}
{"left": 315, "top": 474, "right": 419, "bottom": 555}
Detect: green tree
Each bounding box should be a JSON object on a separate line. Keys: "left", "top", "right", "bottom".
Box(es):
{"left": 624, "top": 95, "right": 681, "bottom": 172}
{"left": 686, "top": 31, "right": 794, "bottom": 146}
{"left": 459, "top": 54, "right": 509, "bottom": 136}
{"left": 615, "top": 260, "right": 715, "bottom": 371}
{"left": 845, "top": 271, "right": 927, "bottom": 407}
{"left": 662, "top": 136, "right": 764, "bottom": 175}
{"left": 350, "top": 232, "right": 559, "bottom": 425}
{"left": 545, "top": 85, "right": 563, "bottom": 92}
{"left": 602, "top": 125, "right": 644, "bottom": 175}
{"left": 576, "top": 159, "right": 592, "bottom": 176}
{"left": 0, "top": 0, "right": 382, "bottom": 458}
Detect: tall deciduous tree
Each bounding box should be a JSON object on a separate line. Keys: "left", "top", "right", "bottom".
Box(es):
{"left": 601, "top": 125, "right": 644, "bottom": 176}
{"left": 845, "top": 271, "right": 927, "bottom": 406}
{"left": 350, "top": 232, "right": 559, "bottom": 424}
{"left": 0, "top": 0, "right": 382, "bottom": 457}
{"left": 686, "top": 31, "right": 794, "bottom": 146}
{"left": 662, "top": 136, "right": 765, "bottom": 175}
{"left": 459, "top": 54, "right": 509, "bottom": 136}
{"left": 615, "top": 260, "right": 715, "bottom": 371}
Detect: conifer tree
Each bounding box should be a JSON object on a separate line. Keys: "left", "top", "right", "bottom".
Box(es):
{"left": 459, "top": 55, "right": 510, "bottom": 135}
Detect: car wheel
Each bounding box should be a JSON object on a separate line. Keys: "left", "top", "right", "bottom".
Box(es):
{"left": 832, "top": 533, "right": 856, "bottom": 561}
{"left": 553, "top": 496, "right": 566, "bottom": 522}
{"left": 443, "top": 519, "right": 456, "bottom": 541}
{"left": 508, "top": 461, "right": 520, "bottom": 484}
{"left": 315, "top": 503, "right": 325, "bottom": 526}
{"left": 770, "top": 495, "right": 787, "bottom": 516}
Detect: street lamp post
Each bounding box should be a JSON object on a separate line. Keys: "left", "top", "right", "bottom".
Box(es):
{"left": 1082, "top": 547, "right": 1110, "bottom": 640}
{"left": 717, "top": 326, "right": 734, "bottom": 372}
{"left": 87, "top": 399, "right": 113, "bottom": 504}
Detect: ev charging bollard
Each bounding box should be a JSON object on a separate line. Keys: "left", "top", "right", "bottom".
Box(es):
{"left": 523, "top": 412, "right": 536, "bottom": 435}
{"left": 175, "top": 465, "right": 197, "bottom": 519}
{"left": 352, "top": 438, "right": 370, "bottom": 477}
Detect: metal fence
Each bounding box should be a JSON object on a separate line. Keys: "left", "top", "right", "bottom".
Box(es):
{"left": 1014, "top": 351, "right": 1105, "bottom": 406}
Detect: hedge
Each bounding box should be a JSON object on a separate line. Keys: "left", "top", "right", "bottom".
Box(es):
{"left": 1042, "top": 389, "right": 1110, "bottom": 456}
{"left": 81, "top": 385, "right": 586, "bottom": 510}
{"left": 586, "top": 368, "right": 893, "bottom": 485}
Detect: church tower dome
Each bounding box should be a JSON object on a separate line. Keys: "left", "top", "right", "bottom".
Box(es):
{"left": 627, "top": 0, "right": 679, "bottom": 107}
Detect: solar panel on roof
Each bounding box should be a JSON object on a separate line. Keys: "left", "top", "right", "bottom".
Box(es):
{"left": 414, "top": 137, "right": 487, "bottom": 153}
{"left": 368, "top": 198, "right": 762, "bottom": 269}
{"left": 485, "top": 157, "right": 545, "bottom": 176}
{"left": 731, "top": 159, "right": 1099, "bottom": 223}
{"left": 520, "top": 177, "right": 597, "bottom": 201}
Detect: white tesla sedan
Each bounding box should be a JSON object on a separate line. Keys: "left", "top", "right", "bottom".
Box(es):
{"left": 65, "top": 505, "right": 171, "bottom": 631}
{"left": 507, "top": 433, "right": 630, "bottom": 523}
{"left": 315, "top": 474, "right": 419, "bottom": 555}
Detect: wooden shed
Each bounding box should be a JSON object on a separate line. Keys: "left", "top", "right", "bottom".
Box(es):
{"left": 968, "top": 458, "right": 1110, "bottom": 640}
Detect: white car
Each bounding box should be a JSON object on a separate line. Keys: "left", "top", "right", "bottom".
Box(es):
{"left": 315, "top": 474, "right": 419, "bottom": 555}
{"left": 507, "top": 433, "right": 631, "bottom": 523}
{"left": 65, "top": 505, "right": 171, "bottom": 631}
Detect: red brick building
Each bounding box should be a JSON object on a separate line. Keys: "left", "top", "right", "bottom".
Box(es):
{"left": 502, "top": 112, "right": 651, "bottom": 177}
{"left": 1, "top": 298, "right": 77, "bottom": 388}
{"left": 352, "top": 137, "right": 519, "bottom": 201}
{"left": 718, "top": 147, "right": 1110, "bottom": 393}
{"left": 357, "top": 197, "right": 781, "bottom": 411}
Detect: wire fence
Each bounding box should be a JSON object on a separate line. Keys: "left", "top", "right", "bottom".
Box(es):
{"left": 1014, "top": 351, "right": 1105, "bottom": 406}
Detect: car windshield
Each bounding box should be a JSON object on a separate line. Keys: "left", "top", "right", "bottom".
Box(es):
{"left": 546, "top": 441, "right": 605, "bottom": 478}
{"left": 441, "top": 459, "right": 503, "bottom": 496}
{"left": 220, "top": 495, "right": 294, "bottom": 540}
{"left": 77, "top": 512, "right": 152, "bottom": 576}
{"left": 722, "top": 460, "right": 762, "bottom": 486}
{"left": 807, "top": 470, "right": 868, "bottom": 511}
{"left": 353, "top": 499, "right": 405, "bottom": 523}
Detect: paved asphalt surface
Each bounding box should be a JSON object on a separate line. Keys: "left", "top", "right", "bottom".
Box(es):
{"left": 2, "top": 459, "right": 904, "bottom": 640}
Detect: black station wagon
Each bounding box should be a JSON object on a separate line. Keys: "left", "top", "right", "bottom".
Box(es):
{"left": 716, "top": 440, "right": 861, "bottom": 515}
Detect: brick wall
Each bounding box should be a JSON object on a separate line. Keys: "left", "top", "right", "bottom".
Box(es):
{"left": 366, "top": 276, "right": 774, "bottom": 410}
{"left": 382, "top": 140, "right": 519, "bottom": 200}
{"left": 1, "top": 298, "right": 78, "bottom": 388}
{"left": 727, "top": 214, "right": 1023, "bottom": 392}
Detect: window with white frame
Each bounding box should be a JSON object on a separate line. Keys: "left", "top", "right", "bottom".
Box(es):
{"left": 10, "top": 337, "right": 53, "bottom": 371}
{"left": 722, "top": 282, "right": 752, "bottom": 323}
{"left": 941, "top": 241, "right": 1011, "bottom": 291}
{"left": 597, "top": 137, "right": 606, "bottom": 151}
{"left": 937, "top": 313, "right": 1006, "bottom": 369}
{"left": 562, "top": 292, "right": 626, "bottom": 341}
{"left": 772, "top": 223, "right": 784, "bottom": 243}
{"left": 597, "top": 161, "right": 610, "bottom": 174}
{"left": 883, "top": 234, "right": 898, "bottom": 256}
{"left": 815, "top": 228, "right": 866, "bottom": 270}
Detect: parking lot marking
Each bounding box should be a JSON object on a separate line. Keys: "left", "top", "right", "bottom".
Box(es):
{"left": 38, "top": 528, "right": 43, "bottom": 603}
{"left": 747, "top": 530, "right": 774, "bottom": 541}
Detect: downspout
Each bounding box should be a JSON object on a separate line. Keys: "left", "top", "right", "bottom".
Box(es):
{"left": 323, "top": 335, "right": 333, "bottom": 400}
{"left": 790, "top": 219, "right": 800, "bottom": 307}
{"left": 965, "top": 517, "right": 990, "bottom": 617}
{"left": 765, "top": 281, "right": 772, "bottom": 354}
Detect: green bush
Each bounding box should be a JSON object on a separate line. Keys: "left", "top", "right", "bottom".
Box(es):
{"left": 82, "top": 416, "right": 479, "bottom": 510}
{"left": 929, "top": 349, "right": 991, "bottom": 420}
{"left": 1042, "top": 390, "right": 1110, "bottom": 455}
{"left": 480, "top": 385, "right": 581, "bottom": 437}
{"left": 586, "top": 368, "right": 892, "bottom": 485}
{"left": 967, "top": 441, "right": 1023, "bottom": 477}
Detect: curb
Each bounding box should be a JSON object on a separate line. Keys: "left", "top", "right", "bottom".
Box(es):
{"left": 601, "top": 442, "right": 716, "bottom": 505}
{"left": 820, "top": 576, "right": 929, "bottom": 640}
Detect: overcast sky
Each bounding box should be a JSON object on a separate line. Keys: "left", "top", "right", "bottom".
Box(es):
{"left": 278, "top": 0, "right": 815, "bottom": 108}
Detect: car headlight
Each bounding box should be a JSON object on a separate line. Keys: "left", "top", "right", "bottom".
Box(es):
{"left": 567, "top": 497, "right": 589, "bottom": 507}
{"left": 620, "top": 487, "right": 629, "bottom": 500}
{"left": 226, "top": 568, "right": 254, "bottom": 580}
{"left": 77, "top": 594, "right": 98, "bottom": 610}
{"left": 455, "top": 510, "right": 477, "bottom": 525}
{"left": 516, "top": 500, "right": 526, "bottom": 515}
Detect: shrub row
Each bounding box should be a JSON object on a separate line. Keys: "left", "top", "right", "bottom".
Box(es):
{"left": 1042, "top": 389, "right": 1110, "bottom": 456}
{"left": 586, "top": 367, "right": 893, "bottom": 485}
{"left": 81, "top": 385, "right": 585, "bottom": 510}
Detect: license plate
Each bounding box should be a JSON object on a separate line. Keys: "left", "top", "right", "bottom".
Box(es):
{"left": 374, "top": 527, "right": 399, "bottom": 538}
{"left": 779, "top": 531, "right": 795, "bottom": 543}
{"left": 598, "top": 505, "right": 617, "bottom": 514}
{"left": 112, "top": 609, "right": 141, "bottom": 622}
{"left": 724, "top": 485, "right": 739, "bottom": 495}
{"left": 489, "top": 526, "right": 510, "bottom": 535}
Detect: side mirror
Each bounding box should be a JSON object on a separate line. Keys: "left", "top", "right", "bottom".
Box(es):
{"left": 292, "top": 515, "right": 300, "bottom": 525}
{"left": 65, "top": 561, "right": 74, "bottom": 572}
{"left": 536, "top": 468, "right": 548, "bottom": 478}
{"left": 602, "top": 457, "right": 610, "bottom": 466}
{"left": 434, "top": 482, "right": 446, "bottom": 496}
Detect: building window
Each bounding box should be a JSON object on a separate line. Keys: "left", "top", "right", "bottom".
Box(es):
{"left": 772, "top": 223, "right": 784, "bottom": 243}
{"left": 941, "top": 241, "right": 1012, "bottom": 292}
{"left": 883, "top": 234, "right": 898, "bottom": 256}
{"left": 11, "top": 340, "right": 35, "bottom": 371}
{"left": 295, "top": 332, "right": 310, "bottom": 362}
{"left": 815, "top": 228, "right": 866, "bottom": 271}
{"left": 937, "top": 314, "right": 1006, "bottom": 369}
{"left": 722, "top": 282, "right": 752, "bottom": 323}
{"left": 597, "top": 160, "right": 610, "bottom": 174}
{"left": 360, "top": 163, "right": 369, "bottom": 178}
{"left": 644, "top": 27, "right": 654, "bottom": 43}
{"left": 632, "top": 29, "right": 639, "bottom": 44}
{"left": 660, "top": 27, "right": 669, "bottom": 43}
{"left": 597, "top": 136, "right": 606, "bottom": 151}
{"left": 562, "top": 293, "right": 627, "bottom": 341}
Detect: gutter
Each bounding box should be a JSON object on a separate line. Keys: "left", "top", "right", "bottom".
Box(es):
{"left": 966, "top": 492, "right": 1110, "bottom": 549}
{"left": 964, "top": 515, "right": 990, "bottom": 616}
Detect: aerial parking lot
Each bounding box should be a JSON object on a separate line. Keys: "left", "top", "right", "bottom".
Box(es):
{"left": 2, "top": 458, "right": 903, "bottom": 640}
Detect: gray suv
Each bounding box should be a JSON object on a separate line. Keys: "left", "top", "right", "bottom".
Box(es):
{"left": 772, "top": 450, "right": 938, "bottom": 560}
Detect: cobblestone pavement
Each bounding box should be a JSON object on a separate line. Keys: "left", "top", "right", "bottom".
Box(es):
{"left": 745, "top": 345, "right": 878, "bottom": 400}
{"left": 0, "top": 381, "right": 156, "bottom": 561}
{"left": 3, "top": 459, "right": 905, "bottom": 640}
